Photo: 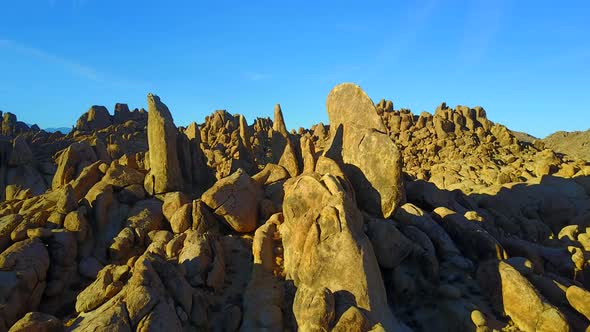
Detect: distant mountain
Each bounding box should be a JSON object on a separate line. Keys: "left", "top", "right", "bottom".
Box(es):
{"left": 45, "top": 127, "right": 72, "bottom": 134}
{"left": 510, "top": 130, "right": 538, "bottom": 144}
{"left": 543, "top": 129, "right": 590, "bottom": 161}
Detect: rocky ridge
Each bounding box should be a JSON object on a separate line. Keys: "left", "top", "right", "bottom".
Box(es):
{"left": 543, "top": 129, "right": 590, "bottom": 162}
{"left": 0, "top": 83, "right": 589, "bottom": 331}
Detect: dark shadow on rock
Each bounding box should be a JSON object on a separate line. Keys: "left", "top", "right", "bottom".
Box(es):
{"left": 399, "top": 174, "right": 590, "bottom": 329}
{"left": 270, "top": 131, "right": 287, "bottom": 165}
{"left": 324, "top": 124, "right": 383, "bottom": 217}
{"left": 333, "top": 289, "right": 359, "bottom": 318}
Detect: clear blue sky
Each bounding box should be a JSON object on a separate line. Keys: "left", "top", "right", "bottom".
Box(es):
{"left": 0, "top": 1, "right": 588, "bottom": 137}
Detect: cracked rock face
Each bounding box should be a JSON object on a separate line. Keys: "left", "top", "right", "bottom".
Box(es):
{"left": 0, "top": 239, "right": 50, "bottom": 330}
{"left": 201, "top": 168, "right": 263, "bottom": 233}
{"left": 326, "top": 83, "right": 406, "bottom": 218}
{"left": 326, "top": 82, "right": 387, "bottom": 134}
{"left": 281, "top": 172, "right": 402, "bottom": 330}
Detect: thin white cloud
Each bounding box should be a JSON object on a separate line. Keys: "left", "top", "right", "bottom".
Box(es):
{"left": 243, "top": 71, "right": 270, "bottom": 81}
{"left": 0, "top": 39, "right": 146, "bottom": 89}
{"left": 0, "top": 39, "right": 99, "bottom": 81}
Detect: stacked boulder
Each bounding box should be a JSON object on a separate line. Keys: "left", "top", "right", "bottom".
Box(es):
{"left": 377, "top": 99, "right": 586, "bottom": 192}
{"left": 325, "top": 83, "right": 405, "bottom": 218}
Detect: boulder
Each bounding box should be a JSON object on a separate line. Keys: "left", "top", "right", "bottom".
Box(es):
{"left": 125, "top": 199, "right": 164, "bottom": 245}
{"left": 293, "top": 286, "right": 335, "bottom": 331}
{"left": 201, "top": 168, "right": 263, "bottom": 233}
{"left": 113, "top": 103, "right": 131, "bottom": 123}
{"left": 118, "top": 184, "right": 146, "bottom": 204}
{"left": 191, "top": 199, "right": 218, "bottom": 234}
{"left": 179, "top": 230, "right": 212, "bottom": 287}
{"left": 8, "top": 312, "right": 62, "bottom": 332}
{"left": 75, "top": 264, "right": 130, "bottom": 313}
{"left": 281, "top": 173, "right": 401, "bottom": 330}
{"left": 0, "top": 239, "right": 50, "bottom": 330}
{"left": 332, "top": 306, "right": 370, "bottom": 332}
{"left": 566, "top": 285, "right": 590, "bottom": 320}
{"left": 252, "top": 219, "right": 277, "bottom": 272}
{"left": 252, "top": 163, "right": 290, "bottom": 186}
{"left": 432, "top": 207, "right": 505, "bottom": 262}
{"left": 102, "top": 162, "right": 145, "bottom": 189}
{"left": 241, "top": 267, "right": 284, "bottom": 331}
{"left": 169, "top": 203, "right": 191, "bottom": 234}
{"left": 75, "top": 105, "right": 112, "bottom": 131}
{"left": 162, "top": 191, "right": 190, "bottom": 222}
{"left": 8, "top": 136, "right": 33, "bottom": 166}
{"left": 325, "top": 83, "right": 405, "bottom": 217}
{"left": 63, "top": 209, "right": 90, "bottom": 242}
{"left": 52, "top": 141, "right": 98, "bottom": 190}
{"left": 0, "top": 214, "right": 23, "bottom": 253}
{"left": 70, "top": 161, "right": 104, "bottom": 202}
{"left": 395, "top": 203, "right": 469, "bottom": 267}
{"left": 326, "top": 82, "right": 386, "bottom": 133}
{"left": 56, "top": 184, "right": 77, "bottom": 214}
{"left": 478, "top": 260, "right": 570, "bottom": 332}
{"left": 300, "top": 136, "right": 317, "bottom": 173}
{"left": 366, "top": 219, "right": 413, "bottom": 269}
{"left": 67, "top": 253, "right": 183, "bottom": 331}
{"left": 1, "top": 112, "right": 17, "bottom": 136}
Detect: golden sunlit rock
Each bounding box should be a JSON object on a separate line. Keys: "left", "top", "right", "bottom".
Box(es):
{"left": 0, "top": 84, "right": 589, "bottom": 331}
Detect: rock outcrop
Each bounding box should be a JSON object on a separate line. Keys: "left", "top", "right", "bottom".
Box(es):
{"left": 325, "top": 83, "right": 405, "bottom": 218}
{"left": 143, "top": 93, "right": 184, "bottom": 195}
{"left": 281, "top": 171, "right": 403, "bottom": 330}
{"left": 75, "top": 106, "right": 112, "bottom": 132}
{"left": 0, "top": 82, "right": 589, "bottom": 332}
{"left": 201, "top": 168, "right": 263, "bottom": 233}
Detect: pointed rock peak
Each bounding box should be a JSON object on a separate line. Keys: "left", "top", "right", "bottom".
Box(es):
{"left": 239, "top": 114, "right": 248, "bottom": 128}
{"left": 326, "top": 83, "right": 386, "bottom": 133}
{"left": 273, "top": 104, "right": 289, "bottom": 136}
{"left": 185, "top": 122, "right": 200, "bottom": 141}
{"left": 239, "top": 114, "right": 252, "bottom": 150}
{"left": 147, "top": 93, "right": 174, "bottom": 121}
{"left": 474, "top": 106, "right": 487, "bottom": 119}
{"left": 145, "top": 93, "right": 183, "bottom": 194}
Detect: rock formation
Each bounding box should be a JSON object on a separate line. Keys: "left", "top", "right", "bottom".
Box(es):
{"left": 326, "top": 83, "right": 405, "bottom": 218}
{"left": 543, "top": 129, "right": 590, "bottom": 161}
{"left": 0, "top": 83, "right": 589, "bottom": 332}
{"left": 75, "top": 106, "right": 112, "bottom": 132}
{"left": 143, "top": 93, "right": 184, "bottom": 195}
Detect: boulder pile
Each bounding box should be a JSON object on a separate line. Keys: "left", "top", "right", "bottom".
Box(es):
{"left": 0, "top": 84, "right": 589, "bottom": 331}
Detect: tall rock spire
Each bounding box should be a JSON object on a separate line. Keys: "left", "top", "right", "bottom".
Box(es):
{"left": 144, "top": 93, "right": 183, "bottom": 195}
{"left": 273, "top": 104, "right": 289, "bottom": 136}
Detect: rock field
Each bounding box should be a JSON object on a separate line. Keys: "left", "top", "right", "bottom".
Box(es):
{"left": 0, "top": 83, "right": 589, "bottom": 331}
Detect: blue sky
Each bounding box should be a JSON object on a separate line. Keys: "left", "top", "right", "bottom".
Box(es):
{"left": 0, "top": 1, "right": 588, "bottom": 137}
